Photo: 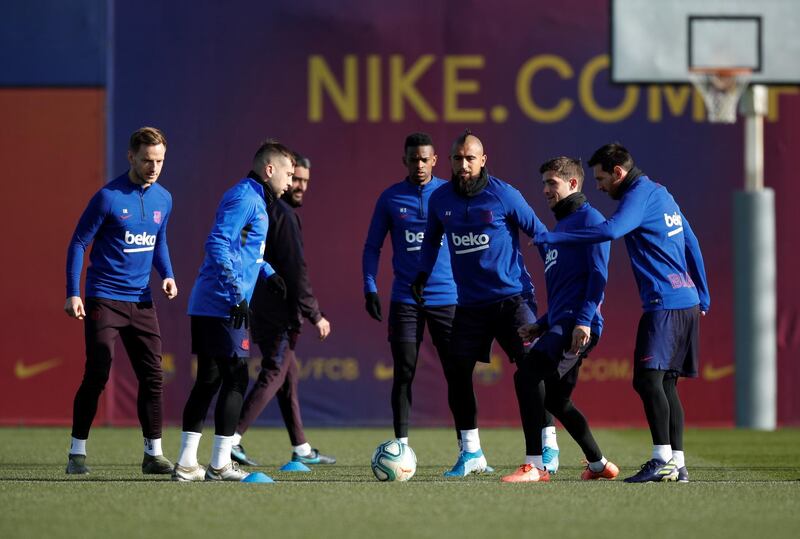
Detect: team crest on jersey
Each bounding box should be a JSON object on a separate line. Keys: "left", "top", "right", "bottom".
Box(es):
{"left": 398, "top": 207, "right": 408, "bottom": 219}
{"left": 241, "top": 338, "right": 250, "bottom": 351}
{"left": 153, "top": 211, "right": 162, "bottom": 224}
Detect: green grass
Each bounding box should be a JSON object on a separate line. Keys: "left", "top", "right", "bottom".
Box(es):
{"left": 1, "top": 427, "right": 799, "bottom": 538}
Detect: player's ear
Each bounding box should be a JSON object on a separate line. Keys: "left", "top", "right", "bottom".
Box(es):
{"left": 431, "top": 154, "right": 438, "bottom": 166}
{"left": 127, "top": 150, "right": 134, "bottom": 164}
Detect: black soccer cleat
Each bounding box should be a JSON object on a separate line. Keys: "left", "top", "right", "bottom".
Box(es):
{"left": 623, "top": 458, "right": 679, "bottom": 483}
{"left": 231, "top": 444, "right": 260, "bottom": 466}
{"left": 142, "top": 454, "right": 174, "bottom": 474}
{"left": 66, "top": 454, "right": 90, "bottom": 475}
{"left": 291, "top": 448, "right": 336, "bottom": 465}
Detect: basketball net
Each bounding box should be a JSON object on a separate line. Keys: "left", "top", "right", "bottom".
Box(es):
{"left": 689, "top": 68, "right": 752, "bottom": 124}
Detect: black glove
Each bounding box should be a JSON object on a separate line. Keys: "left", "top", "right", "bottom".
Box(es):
{"left": 230, "top": 298, "right": 249, "bottom": 329}
{"left": 410, "top": 272, "right": 428, "bottom": 306}
{"left": 265, "top": 273, "right": 287, "bottom": 299}
{"left": 364, "top": 292, "right": 382, "bottom": 321}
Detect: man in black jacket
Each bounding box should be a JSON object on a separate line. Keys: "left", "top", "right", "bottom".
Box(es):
{"left": 231, "top": 152, "right": 335, "bottom": 466}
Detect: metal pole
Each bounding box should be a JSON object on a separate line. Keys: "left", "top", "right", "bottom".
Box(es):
{"left": 734, "top": 84, "right": 776, "bottom": 430}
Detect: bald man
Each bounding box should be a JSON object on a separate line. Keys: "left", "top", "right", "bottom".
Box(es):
{"left": 412, "top": 130, "right": 553, "bottom": 477}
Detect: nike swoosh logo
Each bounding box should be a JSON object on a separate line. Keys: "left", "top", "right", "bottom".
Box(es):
{"left": 702, "top": 363, "right": 735, "bottom": 381}
{"left": 374, "top": 362, "right": 394, "bottom": 381}
{"left": 15, "top": 358, "right": 62, "bottom": 379}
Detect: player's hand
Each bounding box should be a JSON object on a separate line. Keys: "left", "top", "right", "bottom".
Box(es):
{"left": 570, "top": 325, "right": 591, "bottom": 354}
{"left": 265, "top": 273, "right": 287, "bottom": 299}
{"left": 364, "top": 292, "right": 382, "bottom": 321}
{"left": 410, "top": 272, "right": 428, "bottom": 306}
{"left": 517, "top": 323, "right": 543, "bottom": 341}
{"left": 230, "top": 299, "right": 250, "bottom": 329}
{"left": 162, "top": 278, "right": 178, "bottom": 299}
{"left": 315, "top": 317, "right": 331, "bottom": 340}
{"left": 64, "top": 296, "right": 86, "bottom": 320}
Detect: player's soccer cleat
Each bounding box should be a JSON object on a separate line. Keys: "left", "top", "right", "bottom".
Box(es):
{"left": 501, "top": 464, "right": 550, "bottom": 483}
{"left": 542, "top": 446, "right": 560, "bottom": 474}
{"left": 623, "top": 458, "right": 679, "bottom": 483}
{"left": 291, "top": 448, "right": 336, "bottom": 465}
{"left": 581, "top": 461, "right": 620, "bottom": 480}
{"left": 231, "top": 444, "right": 260, "bottom": 466}
{"left": 65, "top": 454, "right": 89, "bottom": 475}
{"left": 677, "top": 466, "right": 690, "bottom": 483}
{"left": 443, "top": 449, "right": 489, "bottom": 477}
{"left": 171, "top": 463, "right": 206, "bottom": 482}
{"left": 205, "top": 461, "right": 250, "bottom": 481}
{"left": 142, "top": 454, "right": 174, "bottom": 475}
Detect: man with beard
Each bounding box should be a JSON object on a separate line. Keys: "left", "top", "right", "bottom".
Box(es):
{"left": 230, "top": 152, "right": 335, "bottom": 467}
{"left": 534, "top": 143, "right": 709, "bottom": 483}
{"left": 64, "top": 127, "right": 177, "bottom": 475}
{"left": 412, "top": 130, "right": 550, "bottom": 477}
{"left": 505, "top": 156, "right": 618, "bottom": 483}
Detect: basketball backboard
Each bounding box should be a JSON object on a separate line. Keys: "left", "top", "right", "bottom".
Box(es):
{"left": 611, "top": 0, "right": 800, "bottom": 84}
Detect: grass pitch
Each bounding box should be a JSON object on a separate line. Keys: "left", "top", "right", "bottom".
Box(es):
{"left": 1, "top": 427, "right": 798, "bottom": 538}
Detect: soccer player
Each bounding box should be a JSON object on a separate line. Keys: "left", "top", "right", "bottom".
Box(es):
{"left": 64, "top": 126, "right": 176, "bottom": 475}
{"left": 362, "top": 133, "right": 459, "bottom": 449}
{"left": 412, "top": 130, "right": 550, "bottom": 477}
{"left": 173, "top": 140, "right": 291, "bottom": 482}
{"left": 534, "top": 143, "right": 710, "bottom": 483}
{"left": 503, "top": 157, "right": 618, "bottom": 483}
{"left": 231, "top": 152, "right": 335, "bottom": 467}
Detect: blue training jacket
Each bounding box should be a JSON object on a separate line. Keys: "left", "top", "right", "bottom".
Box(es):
{"left": 188, "top": 177, "right": 276, "bottom": 318}
{"left": 419, "top": 175, "right": 546, "bottom": 306}
{"left": 66, "top": 173, "right": 174, "bottom": 302}
{"left": 536, "top": 201, "right": 610, "bottom": 335}
{"left": 536, "top": 174, "right": 710, "bottom": 312}
{"left": 362, "top": 177, "right": 457, "bottom": 306}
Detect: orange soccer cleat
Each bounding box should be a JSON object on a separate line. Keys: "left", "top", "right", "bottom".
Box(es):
{"left": 501, "top": 464, "right": 551, "bottom": 483}
{"left": 581, "top": 461, "right": 620, "bottom": 480}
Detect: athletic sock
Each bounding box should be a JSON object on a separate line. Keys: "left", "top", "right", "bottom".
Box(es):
{"left": 70, "top": 437, "right": 87, "bottom": 456}
{"left": 293, "top": 442, "right": 312, "bottom": 456}
{"left": 460, "top": 429, "right": 481, "bottom": 453}
{"left": 397, "top": 437, "right": 409, "bottom": 445}
{"left": 588, "top": 457, "right": 608, "bottom": 472}
{"left": 532, "top": 455, "right": 544, "bottom": 469}
{"left": 542, "top": 426, "right": 558, "bottom": 449}
{"left": 231, "top": 432, "right": 242, "bottom": 446}
{"left": 143, "top": 438, "right": 162, "bottom": 456}
{"left": 177, "top": 431, "right": 202, "bottom": 468}
{"left": 652, "top": 444, "right": 672, "bottom": 463}
{"left": 210, "top": 435, "right": 233, "bottom": 469}
{"left": 525, "top": 455, "right": 536, "bottom": 465}
{"left": 672, "top": 450, "right": 685, "bottom": 468}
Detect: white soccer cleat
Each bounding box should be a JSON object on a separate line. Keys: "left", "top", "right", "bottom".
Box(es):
{"left": 171, "top": 463, "right": 206, "bottom": 482}
{"left": 204, "top": 461, "right": 250, "bottom": 481}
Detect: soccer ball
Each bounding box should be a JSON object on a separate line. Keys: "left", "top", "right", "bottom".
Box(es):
{"left": 370, "top": 440, "right": 417, "bottom": 482}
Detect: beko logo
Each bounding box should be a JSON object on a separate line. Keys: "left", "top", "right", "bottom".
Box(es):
{"left": 452, "top": 232, "right": 490, "bottom": 254}
{"left": 664, "top": 212, "right": 683, "bottom": 237}
{"left": 405, "top": 229, "right": 424, "bottom": 251}
{"left": 123, "top": 231, "right": 156, "bottom": 253}
{"left": 544, "top": 248, "right": 558, "bottom": 272}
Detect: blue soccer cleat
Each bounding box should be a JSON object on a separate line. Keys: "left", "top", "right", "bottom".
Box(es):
{"left": 677, "top": 466, "right": 689, "bottom": 483}
{"left": 623, "top": 458, "right": 679, "bottom": 483}
{"left": 443, "top": 449, "right": 490, "bottom": 477}
{"left": 231, "top": 444, "right": 260, "bottom": 466}
{"left": 542, "top": 446, "right": 560, "bottom": 474}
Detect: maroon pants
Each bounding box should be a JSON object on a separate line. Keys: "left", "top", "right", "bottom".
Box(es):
{"left": 237, "top": 330, "right": 306, "bottom": 445}
{"left": 71, "top": 298, "right": 163, "bottom": 440}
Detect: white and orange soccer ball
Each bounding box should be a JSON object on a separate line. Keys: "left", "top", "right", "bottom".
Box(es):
{"left": 370, "top": 440, "right": 417, "bottom": 482}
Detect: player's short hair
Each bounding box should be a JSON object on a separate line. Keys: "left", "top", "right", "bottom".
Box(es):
{"left": 253, "top": 139, "right": 295, "bottom": 168}
{"left": 539, "top": 156, "right": 585, "bottom": 189}
{"left": 129, "top": 127, "right": 167, "bottom": 152}
{"left": 293, "top": 152, "right": 311, "bottom": 169}
{"left": 587, "top": 143, "right": 634, "bottom": 173}
{"left": 404, "top": 132, "right": 434, "bottom": 151}
{"left": 453, "top": 128, "right": 474, "bottom": 148}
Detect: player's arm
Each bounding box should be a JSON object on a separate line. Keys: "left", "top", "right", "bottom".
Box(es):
{"left": 506, "top": 187, "right": 548, "bottom": 239}
{"left": 682, "top": 213, "right": 710, "bottom": 313}
{"left": 573, "top": 239, "right": 611, "bottom": 352}
{"left": 535, "top": 190, "right": 648, "bottom": 245}
{"left": 412, "top": 195, "right": 444, "bottom": 304}
{"left": 153, "top": 196, "right": 177, "bottom": 299}
{"left": 281, "top": 211, "right": 325, "bottom": 328}
{"left": 362, "top": 194, "right": 392, "bottom": 320}
{"left": 64, "top": 190, "right": 111, "bottom": 319}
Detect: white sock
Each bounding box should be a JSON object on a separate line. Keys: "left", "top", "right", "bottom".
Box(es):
{"left": 542, "top": 426, "right": 558, "bottom": 449}
{"left": 652, "top": 444, "right": 672, "bottom": 463}
{"left": 532, "top": 455, "right": 544, "bottom": 469}
{"left": 672, "top": 450, "right": 685, "bottom": 468}
{"left": 143, "top": 438, "right": 162, "bottom": 456}
{"left": 397, "top": 437, "right": 409, "bottom": 445}
{"left": 460, "top": 429, "right": 481, "bottom": 453}
{"left": 177, "top": 431, "right": 202, "bottom": 468}
{"left": 211, "top": 435, "right": 233, "bottom": 469}
{"left": 293, "top": 442, "right": 312, "bottom": 456}
{"left": 70, "top": 437, "right": 87, "bottom": 456}
{"left": 588, "top": 456, "right": 608, "bottom": 472}
{"left": 232, "top": 432, "right": 242, "bottom": 446}
{"left": 524, "top": 455, "right": 536, "bottom": 465}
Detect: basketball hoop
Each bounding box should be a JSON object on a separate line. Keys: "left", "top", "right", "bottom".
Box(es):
{"left": 689, "top": 68, "right": 752, "bottom": 124}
